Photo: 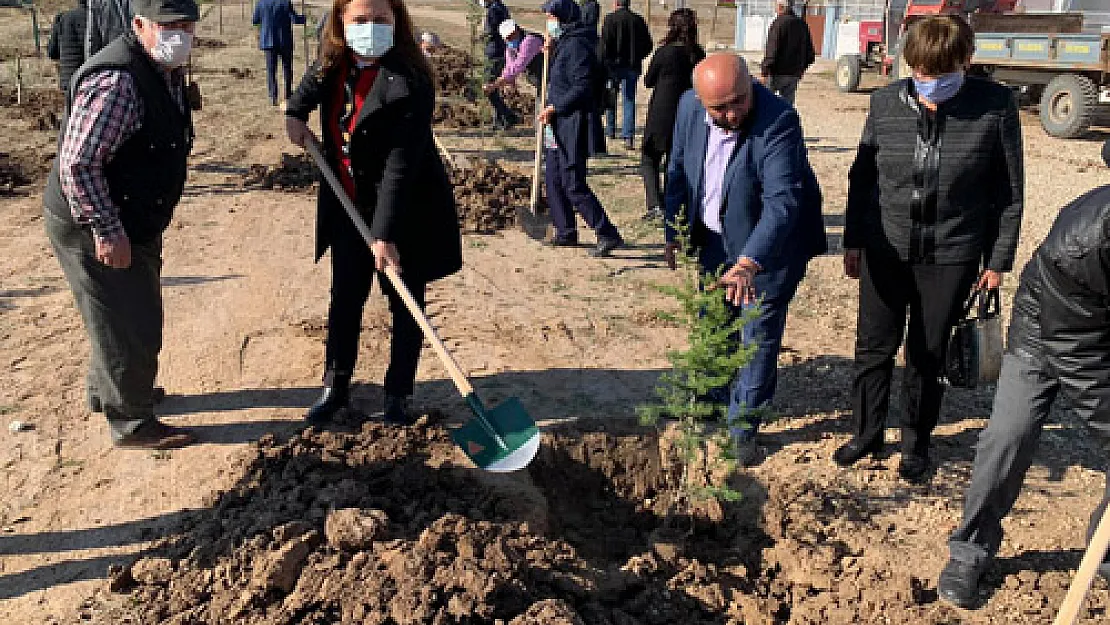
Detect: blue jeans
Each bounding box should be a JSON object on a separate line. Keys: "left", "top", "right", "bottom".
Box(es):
{"left": 605, "top": 67, "right": 639, "bottom": 140}
{"left": 698, "top": 226, "right": 804, "bottom": 442}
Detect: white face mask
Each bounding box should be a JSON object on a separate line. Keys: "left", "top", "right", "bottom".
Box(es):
{"left": 148, "top": 25, "right": 193, "bottom": 68}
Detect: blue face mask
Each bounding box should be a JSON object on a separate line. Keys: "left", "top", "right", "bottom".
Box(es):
{"left": 913, "top": 70, "right": 965, "bottom": 104}
{"left": 345, "top": 22, "right": 394, "bottom": 59}
{"left": 507, "top": 38, "right": 521, "bottom": 50}
{"left": 546, "top": 19, "right": 562, "bottom": 38}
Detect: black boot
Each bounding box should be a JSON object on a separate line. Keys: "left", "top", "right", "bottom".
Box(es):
{"left": 383, "top": 394, "right": 415, "bottom": 426}
{"left": 305, "top": 372, "right": 350, "bottom": 424}
{"left": 937, "top": 557, "right": 983, "bottom": 609}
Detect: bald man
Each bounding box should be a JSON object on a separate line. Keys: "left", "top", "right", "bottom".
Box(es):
{"left": 663, "top": 53, "right": 826, "bottom": 464}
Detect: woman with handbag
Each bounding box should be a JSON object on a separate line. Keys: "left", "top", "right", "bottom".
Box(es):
{"left": 836, "top": 15, "right": 1023, "bottom": 482}
{"left": 639, "top": 8, "right": 704, "bottom": 222}
{"left": 284, "top": 0, "right": 462, "bottom": 425}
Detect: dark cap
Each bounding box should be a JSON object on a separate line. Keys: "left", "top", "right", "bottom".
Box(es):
{"left": 132, "top": 0, "right": 200, "bottom": 23}
{"left": 541, "top": 0, "right": 580, "bottom": 23}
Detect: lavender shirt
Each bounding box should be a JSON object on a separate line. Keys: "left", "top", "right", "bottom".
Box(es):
{"left": 501, "top": 34, "right": 544, "bottom": 83}
{"left": 701, "top": 112, "right": 739, "bottom": 234}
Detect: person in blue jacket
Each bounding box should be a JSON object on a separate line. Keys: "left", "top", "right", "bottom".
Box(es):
{"left": 538, "top": 0, "right": 623, "bottom": 257}
{"left": 253, "top": 0, "right": 306, "bottom": 106}
{"left": 663, "top": 53, "right": 826, "bottom": 465}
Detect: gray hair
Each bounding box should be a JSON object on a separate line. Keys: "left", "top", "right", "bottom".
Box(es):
{"left": 776, "top": 0, "right": 793, "bottom": 8}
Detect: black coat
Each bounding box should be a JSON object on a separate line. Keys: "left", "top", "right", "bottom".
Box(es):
{"left": 760, "top": 10, "right": 815, "bottom": 78}
{"left": 599, "top": 7, "right": 652, "bottom": 74}
{"left": 1007, "top": 185, "right": 1110, "bottom": 437}
{"left": 286, "top": 53, "right": 462, "bottom": 283}
{"left": 642, "top": 42, "right": 704, "bottom": 155}
{"left": 844, "top": 78, "right": 1024, "bottom": 271}
{"left": 483, "top": 0, "right": 511, "bottom": 60}
{"left": 548, "top": 22, "right": 606, "bottom": 167}
{"left": 579, "top": 0, "right": 600, "bottom": 40}
{"left": 47, "top": 1, "right": 88, "bottom": 90}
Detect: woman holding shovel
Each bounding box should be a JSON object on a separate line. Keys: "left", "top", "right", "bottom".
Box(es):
{"left": 283, "top": 0, "right": 462, "bottom": 425}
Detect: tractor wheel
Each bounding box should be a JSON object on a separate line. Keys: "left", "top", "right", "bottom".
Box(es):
{"left": 1039, "top": 74, "right": 1097, "bottom": 139}
{"left": 836, "top": 55, "right": 863, "bottom": 93}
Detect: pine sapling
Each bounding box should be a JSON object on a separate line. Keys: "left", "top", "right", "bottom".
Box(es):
{"left": 639, "top": 218, "right": 762, "bottom": 504}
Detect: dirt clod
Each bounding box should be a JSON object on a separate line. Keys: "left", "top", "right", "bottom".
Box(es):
{"left": 242, "top": 153, "right": 317, "bottom": 192}
{"left": 449, "top": 158, "right": 543, "bottom": 233}
{"left": 325, "top": 508, "right": 390, "bottom": 551}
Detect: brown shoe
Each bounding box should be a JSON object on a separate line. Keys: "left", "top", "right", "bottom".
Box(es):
{"left": 114, "top": 419, "right": 196, "bottom": 449}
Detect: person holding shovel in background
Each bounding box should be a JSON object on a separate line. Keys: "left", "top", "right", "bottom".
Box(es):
{"left": 47, "top": 0, "right": 89, "bottom": 97}
{"left": 937, "top": 153, "right": 1110, "bottom": 608}
{"left": 479, "top": 0, "right": 519, "bottom": 130}
{"left": 539, "top": 0, "right": 624, "bottom": 257}
{"left": 252, "top": 0, "right": 307, "bottom": 107}
{"left": 284, "top": 0, "right": 462, "bottom": 425}
{"left": 483, "top": 19, "right": 544, "bottom": 98}
{"left": 43, "top": 0, "right": 199, "bottom": 449}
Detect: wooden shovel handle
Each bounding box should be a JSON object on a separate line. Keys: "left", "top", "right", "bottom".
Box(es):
{"left": 1053, "top": 503, "right": 1110, "bottom": 625}
{"left": 432, "top": 132, "right": 455, "bottom": 166}
{"left": 529, "top": 50, "right": 550, "bottom": 213}
{"left": 304, "top": 137, "right": 475, "bottom": 398}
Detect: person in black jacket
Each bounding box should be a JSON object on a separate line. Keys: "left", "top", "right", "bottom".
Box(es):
{"left": 640, "top": 7, "right": 703, "bottom": 222}
{"left": 835, "top": 16, "right": 1023, "bottom": 482}
{"left": 599, "top": 0, "right": 651, "bottom": 150}
{"left": 937, "top": 177, "right": 1110, "bottom": 609}
{"left": 481, "top": 0, "right": 518, "bottom": 129}
{"left": 47, "top": 0, "right": 89, "bottom": 94}
{"left": 285, "top": 0, "right": 462, "bottom": 425}
{"left": 540, "top": 0, "right": 623, "bottom": 257}
{"left": 579, "top": 0, "right": 600, "bottom": 39}
{"left": 759, "top": 0, "right": 814, "bottom": 106}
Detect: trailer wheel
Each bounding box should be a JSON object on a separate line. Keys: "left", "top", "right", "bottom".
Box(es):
{"left": 1040, "top": 74, "right": 1097, "bottom": 139}
{"left": 836, "top": 55, "right": 863, "bottom": 92}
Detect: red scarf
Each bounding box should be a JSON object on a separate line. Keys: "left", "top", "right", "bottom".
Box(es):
{"left": 327, "top": 54, "right": 380, "bottom": 199}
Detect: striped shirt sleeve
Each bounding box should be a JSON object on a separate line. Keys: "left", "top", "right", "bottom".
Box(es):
{"left": 58, "top": 69, "right": 142, "bottom": 241}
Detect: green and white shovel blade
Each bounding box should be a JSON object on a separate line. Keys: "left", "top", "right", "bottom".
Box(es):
{"left": 451, "top": 396, "right": 541, "bottom": 472}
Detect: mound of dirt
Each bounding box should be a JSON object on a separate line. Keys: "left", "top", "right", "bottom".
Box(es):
{"left": 0, "top": 86, "right": 66, "bottom": 131}
{"left": 434, "top": 101, "right": 483, "bottom": 129}
{"left": 242, "top": 153, "right": 317, "bottom": 192}
{"left": 449, "top": 158, "right": 541, "bottom": 233}
{"left": 429, "top": 46, "right": 478, "bottom": 101}
{"left": 70, "top": 415, "right": 1110, "bottom": 625}
{"left": 0, "top": 150, "right": 53, "bottom": 195}
{"left": 503, "top": 89, "right": 537, "bottom": 118}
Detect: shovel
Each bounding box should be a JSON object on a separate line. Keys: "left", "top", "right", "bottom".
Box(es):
{"left": 1052, "top": 503, "right": 1110, "bottom": 625}
{"left": 304, "top": 136, "right": 541, "bottom": 472}
{"left": 521, "top": 48, "right": 554, "bottom": 242}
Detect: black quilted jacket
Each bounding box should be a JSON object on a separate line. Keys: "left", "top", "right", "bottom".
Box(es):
{"left": 845, "top": 77, "right": 1024, "bottom": 271}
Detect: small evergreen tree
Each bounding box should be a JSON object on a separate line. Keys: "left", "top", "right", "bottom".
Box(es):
{"left": 639, "top": 219, "right": 762, "bottom": 503}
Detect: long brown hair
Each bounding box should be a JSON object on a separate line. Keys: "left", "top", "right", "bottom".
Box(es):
{"left": 319, "top": 0, "right": 432, "bottom": 85}
{"left": 660, "top": 8, "right": 697, "bottom": 49}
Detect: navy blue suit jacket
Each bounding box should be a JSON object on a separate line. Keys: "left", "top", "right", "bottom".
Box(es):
{"left": 664, "top": 83, "right": 826, "bottom": 283}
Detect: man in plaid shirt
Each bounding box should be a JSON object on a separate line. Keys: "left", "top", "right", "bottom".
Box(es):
{"left": 43, "top": 0, "right": 198, "bottom": 449}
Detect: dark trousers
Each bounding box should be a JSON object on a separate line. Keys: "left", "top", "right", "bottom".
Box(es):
{"left": 698, "top": 226, "right": 804, "bottom": 440}
{"left": 949, "top": 351, "right": 1110, "bottom": 573}
{"left": 768, "top": 75, "right": 801, "bottom": 107}
{"left": 264, "top": 46, "right": 294, "bottom": 105}
{"left": 640, "top": 142, "right": 666, "bottom": 211}
{"left": 485, "top": 58, "right": 515, "bottom": 124}
{"left": 544, "top": 147, "right": 620, "bottom": 241}
{"left": 325, "top": 218, "right": 426, "bottom": 397}
{"left": 44, "top": 209, "right": 163, "bottom": 440}
{"left": 851, "top": 251, "right": 979, "bottom": 455}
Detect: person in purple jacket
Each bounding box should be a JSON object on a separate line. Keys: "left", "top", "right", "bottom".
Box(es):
{"left": 483, "top": 19, "right": 544, "bottom": 95}
{"left": 252, "top": 0, "right": 306, "bottom": 106}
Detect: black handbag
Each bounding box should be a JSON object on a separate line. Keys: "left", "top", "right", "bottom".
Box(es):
{"left": 946, "top": 288, "right": 1003, "bottom": 389}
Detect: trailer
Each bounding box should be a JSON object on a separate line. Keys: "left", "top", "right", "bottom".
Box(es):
{"left": 834, "top": 0, "right": 1110, "bottom": 138}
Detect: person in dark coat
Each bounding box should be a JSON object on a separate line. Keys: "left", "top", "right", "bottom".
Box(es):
{"left": 252, "top": 0, "right": 306, "bottom": 106}
{"left": 599, "top": 0, "right": 652, "bottom": 149}
{"left": 937, "top": 178, "right": 1110, "bottom": 609}
{"left": 47, "top": 0, "right": 89, "bottom": 94}
{"left": 759, "top": 0, "right": 815, "bottom": 106}
{"left": 85, "top": 0, "right": 132, "bottom": 58}
{"left": 579, "top": 0, "right": 600, "bottom": 38}
{"left": 640, "top": 7, "right": 703, "bottom": 221}
{"left": 539, "top": 0, "right": 623, "bottom": 257}
{"left": 836, "top": 16, "right": 1024, "bottom": 483}
{"left": 481, "top": 0, "right": 518, "bottom": 129}
{"left": 285, "top": 0, "right": 462, "bottom": 425}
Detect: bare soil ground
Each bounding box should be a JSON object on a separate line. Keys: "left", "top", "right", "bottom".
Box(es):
{"left": 2, "top": 2, "right": 1110, "bottom": 624}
